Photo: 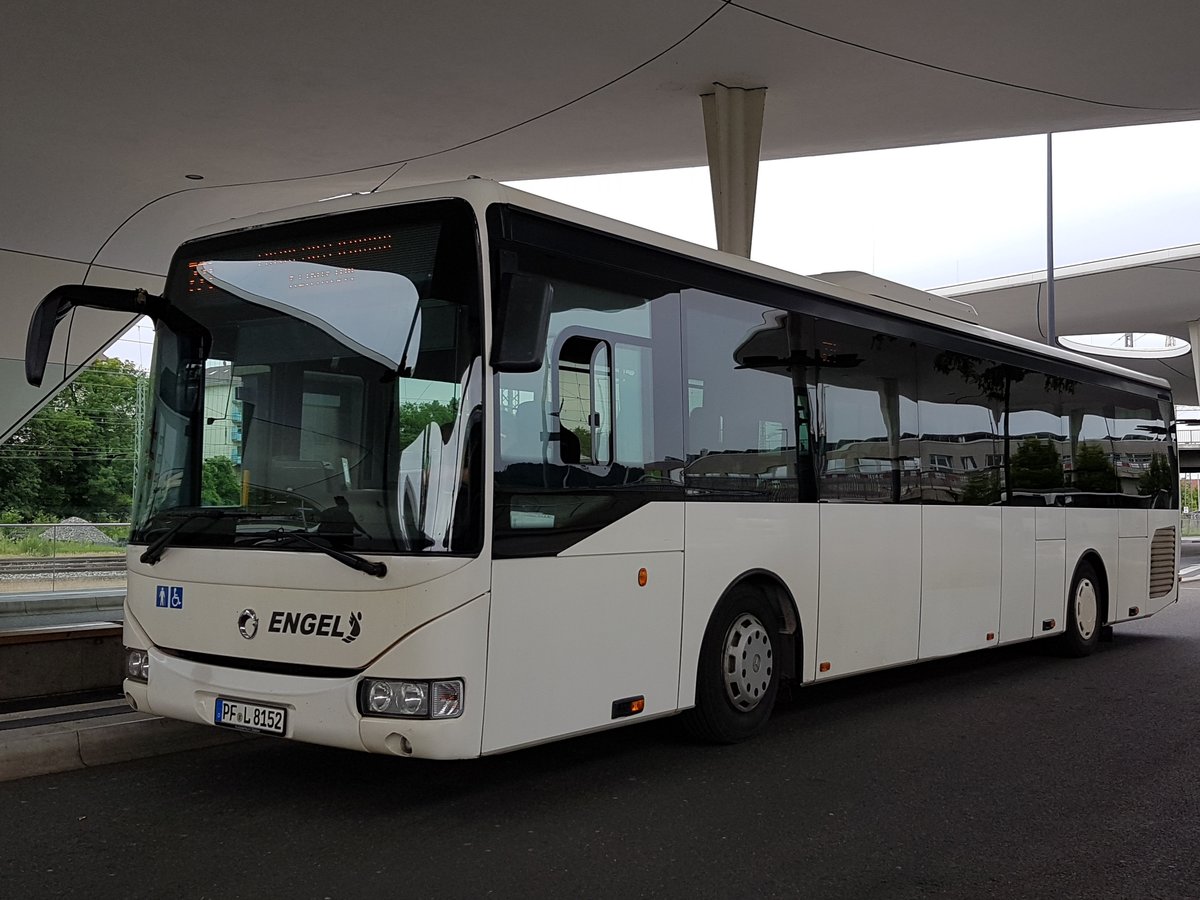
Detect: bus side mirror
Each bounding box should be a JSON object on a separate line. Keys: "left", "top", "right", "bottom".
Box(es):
{"left": 26, "top": 284, "right": 209, "bottom": 387}
{"left": 490, "top": 274, "right": 552, "bottom": 373}
{"left": 26, "top": 285, "right": 162, "bottom": 387}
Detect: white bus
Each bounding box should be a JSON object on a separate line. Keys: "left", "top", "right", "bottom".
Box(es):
{"left": 26, "top": 180, "right": 1180, "bottom": 757}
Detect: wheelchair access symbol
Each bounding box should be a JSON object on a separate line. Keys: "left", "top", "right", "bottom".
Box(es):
{"left": 155, "top": 585, "right": 184, "bottom": 610}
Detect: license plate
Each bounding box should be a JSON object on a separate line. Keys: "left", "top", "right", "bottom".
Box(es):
{"left": 214, "top": 698, "right": 287, "bottom": 735}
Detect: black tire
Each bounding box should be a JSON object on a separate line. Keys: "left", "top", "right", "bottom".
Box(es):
{"left": 1060, "top": 559, "right": 1103, "bottom": 657}
{"left": 683, "top": 584, "right": 781, "bottom": 743}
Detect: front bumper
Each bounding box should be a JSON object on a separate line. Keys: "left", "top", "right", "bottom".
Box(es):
{"left": 126, "top": 592, "right": 490, "bottom": 760}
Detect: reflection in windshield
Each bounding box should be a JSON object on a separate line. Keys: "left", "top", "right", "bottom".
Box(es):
{"left": 195, "top": 259, "right": 420, "bottom": 370}
{"left": 131, "top": 201, "right": 483, "bottom": 556}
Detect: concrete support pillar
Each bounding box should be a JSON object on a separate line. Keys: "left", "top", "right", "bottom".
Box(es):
{"left": 701, "top": 84, "right": 766, "bottom": 258}
{"left": 1189, "top": 320, "right": 1200, "bottom": 406}
{"left": 879, "top": 377, "right": 902, "bottom": 503}
{"left": 1068, "top": 407, "right": 1084, "bottom": 484}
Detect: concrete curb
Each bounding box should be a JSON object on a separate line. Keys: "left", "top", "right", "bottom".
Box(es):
{"left": 0, "top": 710, "right": 257, "bottom": 782}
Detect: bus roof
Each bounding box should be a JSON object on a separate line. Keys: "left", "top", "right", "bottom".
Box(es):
{"left": 185, "top": 179, "right": 1170, "bottom": 394}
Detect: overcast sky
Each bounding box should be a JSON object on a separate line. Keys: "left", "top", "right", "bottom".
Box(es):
{"left": 111, "top": 118, "right": 1200, "bottom": 368}
{"left": 513, "top": 118, "right": 1200, "bottom": 291}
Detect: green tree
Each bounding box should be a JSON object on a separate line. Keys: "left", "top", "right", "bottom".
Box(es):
{"left": 961, "top": 470, "right": 1001, "bottom": 505}
{"left": 0, "top": 358, "right": 144, "bottom": 521}
{"left": 201, "top": 456, "right": 242, "bottom": 506}
{"left": 1073, "top": 442, "right": 1119, "bottom": 494}
{"left": 0, "top": 446, "right": 42, "bottom": 520}
{"left": 398, "top": 398, "right": 459, "bottom": 448}
{"left": 1180, "top": 477, "right": 1198, "bottom": 512}
{"left": 1137, "top": 453, "right": 1174, "bottom": 500}
{"left": 1010, "top": 438, "right": 1063, "bottom": 492}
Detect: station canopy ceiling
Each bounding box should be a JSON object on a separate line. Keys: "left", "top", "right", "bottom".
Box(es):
{"left": 4, "top": 1, "right": 1200, "bottom": 437}
{"left": 944, "top": 245, "right": 1200, "bottom": 404}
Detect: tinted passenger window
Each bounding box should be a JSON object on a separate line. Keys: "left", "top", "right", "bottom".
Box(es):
{"left": 1061, "top": 383, "right": 1176, "bottom": 508}
{"left": 813, "top": 319, "right": 918, "bottom": 503}
{"left": 918, "top": 349, "right": 1005, "bottom": 505}
{"left": 494, "top": 264, "right": 684, "bottom": 555}
{"left": 556, "top": 335, "right": 612, "bottom": 466}
{"left": 1003, "top": 367, "right": 1070, "bottom": 504}
{"left": 682, "top": 291, "right": 814, "bottom": 502}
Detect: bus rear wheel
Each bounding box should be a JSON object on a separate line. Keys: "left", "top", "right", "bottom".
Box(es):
{"left": 684, "top": 585, "right": 781, "bottom": 743}
{"left": 1060, "top": 559, "right": 1103, "bottom": 657}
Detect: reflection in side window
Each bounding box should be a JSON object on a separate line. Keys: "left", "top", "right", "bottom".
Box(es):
{"left": 557, "top": 335, "right": 612, "bottom": 466}
{"left": 814, "top": 320, "right": 918, "bottom": 504}
{"left": 492, "top": 261, "right": 685, "bottom": 555}
{"left": 1061, "top": 383, "right": 1175, "bottom": 508}
{"left": 683, "top": 290, "right": 813, "bottom": 503}
{"left": 918, "top": 348, "right": 1004, "bottom": 505}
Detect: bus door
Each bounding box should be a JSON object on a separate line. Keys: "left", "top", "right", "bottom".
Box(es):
{"left": 484, "top": 272, "right": 686, "bottom": 753}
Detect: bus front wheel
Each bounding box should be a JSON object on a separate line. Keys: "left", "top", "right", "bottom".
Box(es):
{"left": 684, "top": 585, "right": 781, "bottom": 743}
{"left": 1060, "top": 559, "right": 1103, "bottom": 657}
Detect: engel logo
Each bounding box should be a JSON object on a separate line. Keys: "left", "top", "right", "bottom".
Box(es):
{"left": 268, "top": 610, "right": 363, "bottom": 644}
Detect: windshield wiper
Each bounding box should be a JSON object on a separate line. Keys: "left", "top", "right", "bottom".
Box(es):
{"left": 243, "top": 529, "right": 387, "bottom": 578}
{"left": 140, "top": 508, "right": 265, "bottom": 565}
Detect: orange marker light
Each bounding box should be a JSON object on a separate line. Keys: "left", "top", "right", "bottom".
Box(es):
{"left": 611, "top": 695, "right": 645, "bottom": 718}
{"left": 638, "top": 568, "right": 648, "bottom": 587}
{"left": 986, "top": 632, "right": 995, "bottom": 641}
{"left": 819, "top": 662, "right": 831, "bottom": 673}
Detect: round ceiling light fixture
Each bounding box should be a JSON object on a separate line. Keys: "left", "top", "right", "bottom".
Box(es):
{"left": 1059, "top": 331, "right": 1190, "bottom": 359}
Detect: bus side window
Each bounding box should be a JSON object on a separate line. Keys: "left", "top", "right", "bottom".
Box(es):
{"left": 681, "top": 290, "right": 810, "bottom": 502}
{"left": 814, "top": 320, "right": 919, "bottom": 503}
{"left": 556, "top": 335, "right": 613, "bottom": 467}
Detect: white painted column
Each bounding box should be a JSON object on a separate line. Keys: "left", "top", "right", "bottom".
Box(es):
{"left": 878, "top": 377, "right": 902, "bottom": 503}
{"left": 701, "top": 83, "right": 766, "bottom": 258}
{"left": 1189, "top": 320, "right": 1200, "bottom": 406}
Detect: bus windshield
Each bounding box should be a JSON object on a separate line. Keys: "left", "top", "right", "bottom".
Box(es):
{"left": 130, "top": 200, "right": 484, "bottom": 556}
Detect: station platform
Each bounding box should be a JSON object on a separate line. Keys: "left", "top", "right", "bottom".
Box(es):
{"left": 0, "top": 694, "right": 252, "bottom": 781}
{"left": 0, "top": 590, "right": 251, "bottom": 782}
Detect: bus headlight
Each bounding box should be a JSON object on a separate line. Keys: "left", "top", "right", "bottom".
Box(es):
{"left": 366, "top": 680, "right": 395, "bottom": 713}
{"left": 359, "top": 679, "right": 463, "bottom": 719}
{"left": 125, "top": 647, "right": 149, "bottom": 683}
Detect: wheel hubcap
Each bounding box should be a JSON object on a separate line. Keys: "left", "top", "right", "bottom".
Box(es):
{"left": 723, "top": 613, "right": 773, "bottom": 711}
{"left": 1075, "top": 578, "right": 1098, "bottom": 640}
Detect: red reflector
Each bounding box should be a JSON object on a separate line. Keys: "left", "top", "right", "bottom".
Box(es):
{"left": 986, "top": 632, "right": 995, "bottom": 641}
{"left": 819, "top": 662, "right": 831, "bottom": 673}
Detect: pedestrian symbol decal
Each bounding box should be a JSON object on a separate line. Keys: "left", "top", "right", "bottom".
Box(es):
{"left": 156, "top": 585, "right": 184, "bottom": 609}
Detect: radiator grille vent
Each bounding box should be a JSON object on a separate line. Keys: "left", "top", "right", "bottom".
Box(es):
{"left": 1149, "top": 526, "right": 1177, "bottom": 599}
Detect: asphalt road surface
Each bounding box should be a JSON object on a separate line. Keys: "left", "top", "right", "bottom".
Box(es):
{"left": 6, "top": 589, "right": 1200, "bottom": 900}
